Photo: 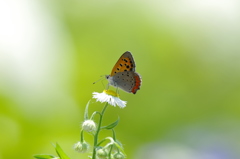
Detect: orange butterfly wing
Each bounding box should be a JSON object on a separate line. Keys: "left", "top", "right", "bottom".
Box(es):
{"left": 131, "top": 72, "right": 141, "bottom": 94}
{"left": 110, "top": 51, "right": 135, "bottom": 76}
{"left": 107, "top": 51, "right": 142, "bottom": 94}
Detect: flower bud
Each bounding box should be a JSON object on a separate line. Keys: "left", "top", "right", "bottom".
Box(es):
{"left": 74, "top": 141, "right": 89, "bottom": 153}
{"left": 82, "top": 120, "right": 96, "bottom": 132}
{"left": 96, "top": 148, "right": 108, "bottom": 159}
{"left": 113, "top": 152, "right": 125, "bottom": 159}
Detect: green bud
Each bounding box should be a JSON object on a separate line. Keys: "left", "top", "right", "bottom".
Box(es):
{"left": 82, "top": 120, "right": 96, "bottom": 132}
{"left": 113, "top": 152, "right": 125, "bottom": 159}
{"left": 96, "top": 148, "right": 108, "bottom": 159}
{"left": 74, "top": 141, "right": 89, "bottom": 153}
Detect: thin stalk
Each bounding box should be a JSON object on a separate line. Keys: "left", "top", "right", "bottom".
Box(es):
{"left": 108, "top": 145, "right": 113, "bottom": 159}
{"left": 80, "top": 130, "right": 84, "bottom": 142}
{"left": 112, "top": 129, "right": 116, "bottom": 141}
{"left": 92, "top": 102, "right": 109, "bottom": 159}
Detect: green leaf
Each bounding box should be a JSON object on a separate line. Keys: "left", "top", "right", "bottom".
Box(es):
{"left": 54, "top": 143, "right": 71, "bottom": 159}
{"left": 33, "top": 154, "right": 57, "bottom": 159}
{"left": 84, "top": 100, "right": 91, "bottom": 120}
{"left": 101, "top": 117, "right": 119, "bottom": 130}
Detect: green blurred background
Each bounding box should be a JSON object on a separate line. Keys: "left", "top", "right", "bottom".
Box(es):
{"left": 1, "top": 0, "right": 240, "bottom": 159}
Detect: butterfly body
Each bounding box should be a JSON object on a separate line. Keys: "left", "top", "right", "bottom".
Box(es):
{"left": 106, "top": 51, "right": 141, "bottom": 94}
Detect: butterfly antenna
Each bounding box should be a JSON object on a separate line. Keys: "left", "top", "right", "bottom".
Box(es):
{"left": 93, "top": 75, "right": 104, "bottom": 84}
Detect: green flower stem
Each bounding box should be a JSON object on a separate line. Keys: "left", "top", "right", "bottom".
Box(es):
{"left": 112, "top": 129, "right": 116, "bottom": 141}
{"left": 108, "top": 145, "right": 113, "bottom": 159}
{"left": 80, "top": 130, "right": 84, "bottom": 142}
{"left": 90, "top": 111, "right": 101, "bottom": 120}
{"left": 92, "top": 102, "right": 109, "bottom": 159}
{"left": 97, "top": 139, "right": 107, "bottom": 147}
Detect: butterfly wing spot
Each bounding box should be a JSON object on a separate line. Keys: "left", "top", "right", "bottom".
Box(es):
{"left": 122, "top": 59, "right": 128, "bottom": 63}
{"left": 124, "top": 64, "right": 130, "bottom": 69}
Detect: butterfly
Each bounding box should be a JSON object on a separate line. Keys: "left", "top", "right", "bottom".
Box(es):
{"left": 106, "top": 51, "right": 142, "bottom": 94}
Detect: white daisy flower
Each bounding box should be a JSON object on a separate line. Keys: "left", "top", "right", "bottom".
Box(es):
{"left": 92, "top": 90, "right": 127, "bottom": 108}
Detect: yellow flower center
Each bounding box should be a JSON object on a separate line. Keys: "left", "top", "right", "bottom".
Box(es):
{"left": 103, "top": 90, "right": 120, "bottom": 97}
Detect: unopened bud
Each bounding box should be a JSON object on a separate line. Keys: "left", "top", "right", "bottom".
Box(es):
{"left": 82, "top": 120, "right": 96, "bottom": 132}
{"left": 96, "top": 148, "right": 108, "bottom": 159}
{"left": 113, "top": 152, "right": 125, "bottom": 159}
{"left": 74, "top": 141, "right": 89, "bottom": 153}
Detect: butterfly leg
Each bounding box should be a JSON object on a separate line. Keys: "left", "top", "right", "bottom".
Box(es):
{"left": 112, "top": 81, "right": 119, "bottom": 94}
{"left": 101, "top": 80, "right": 106, "bottom": 89}
{"left": 105, "top": 83, "right": 110, "bottom": 90}
{"left": 116, "top": 86, "right": 120, "bottom": 94}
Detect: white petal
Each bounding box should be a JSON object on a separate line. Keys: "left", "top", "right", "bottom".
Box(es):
{"left": 92, "top": 92, "right": 127, "bottom": 108}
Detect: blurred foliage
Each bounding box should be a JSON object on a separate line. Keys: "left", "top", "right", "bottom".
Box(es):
{"left": 0, "top": 0, "right": 240, "bottom": 159}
